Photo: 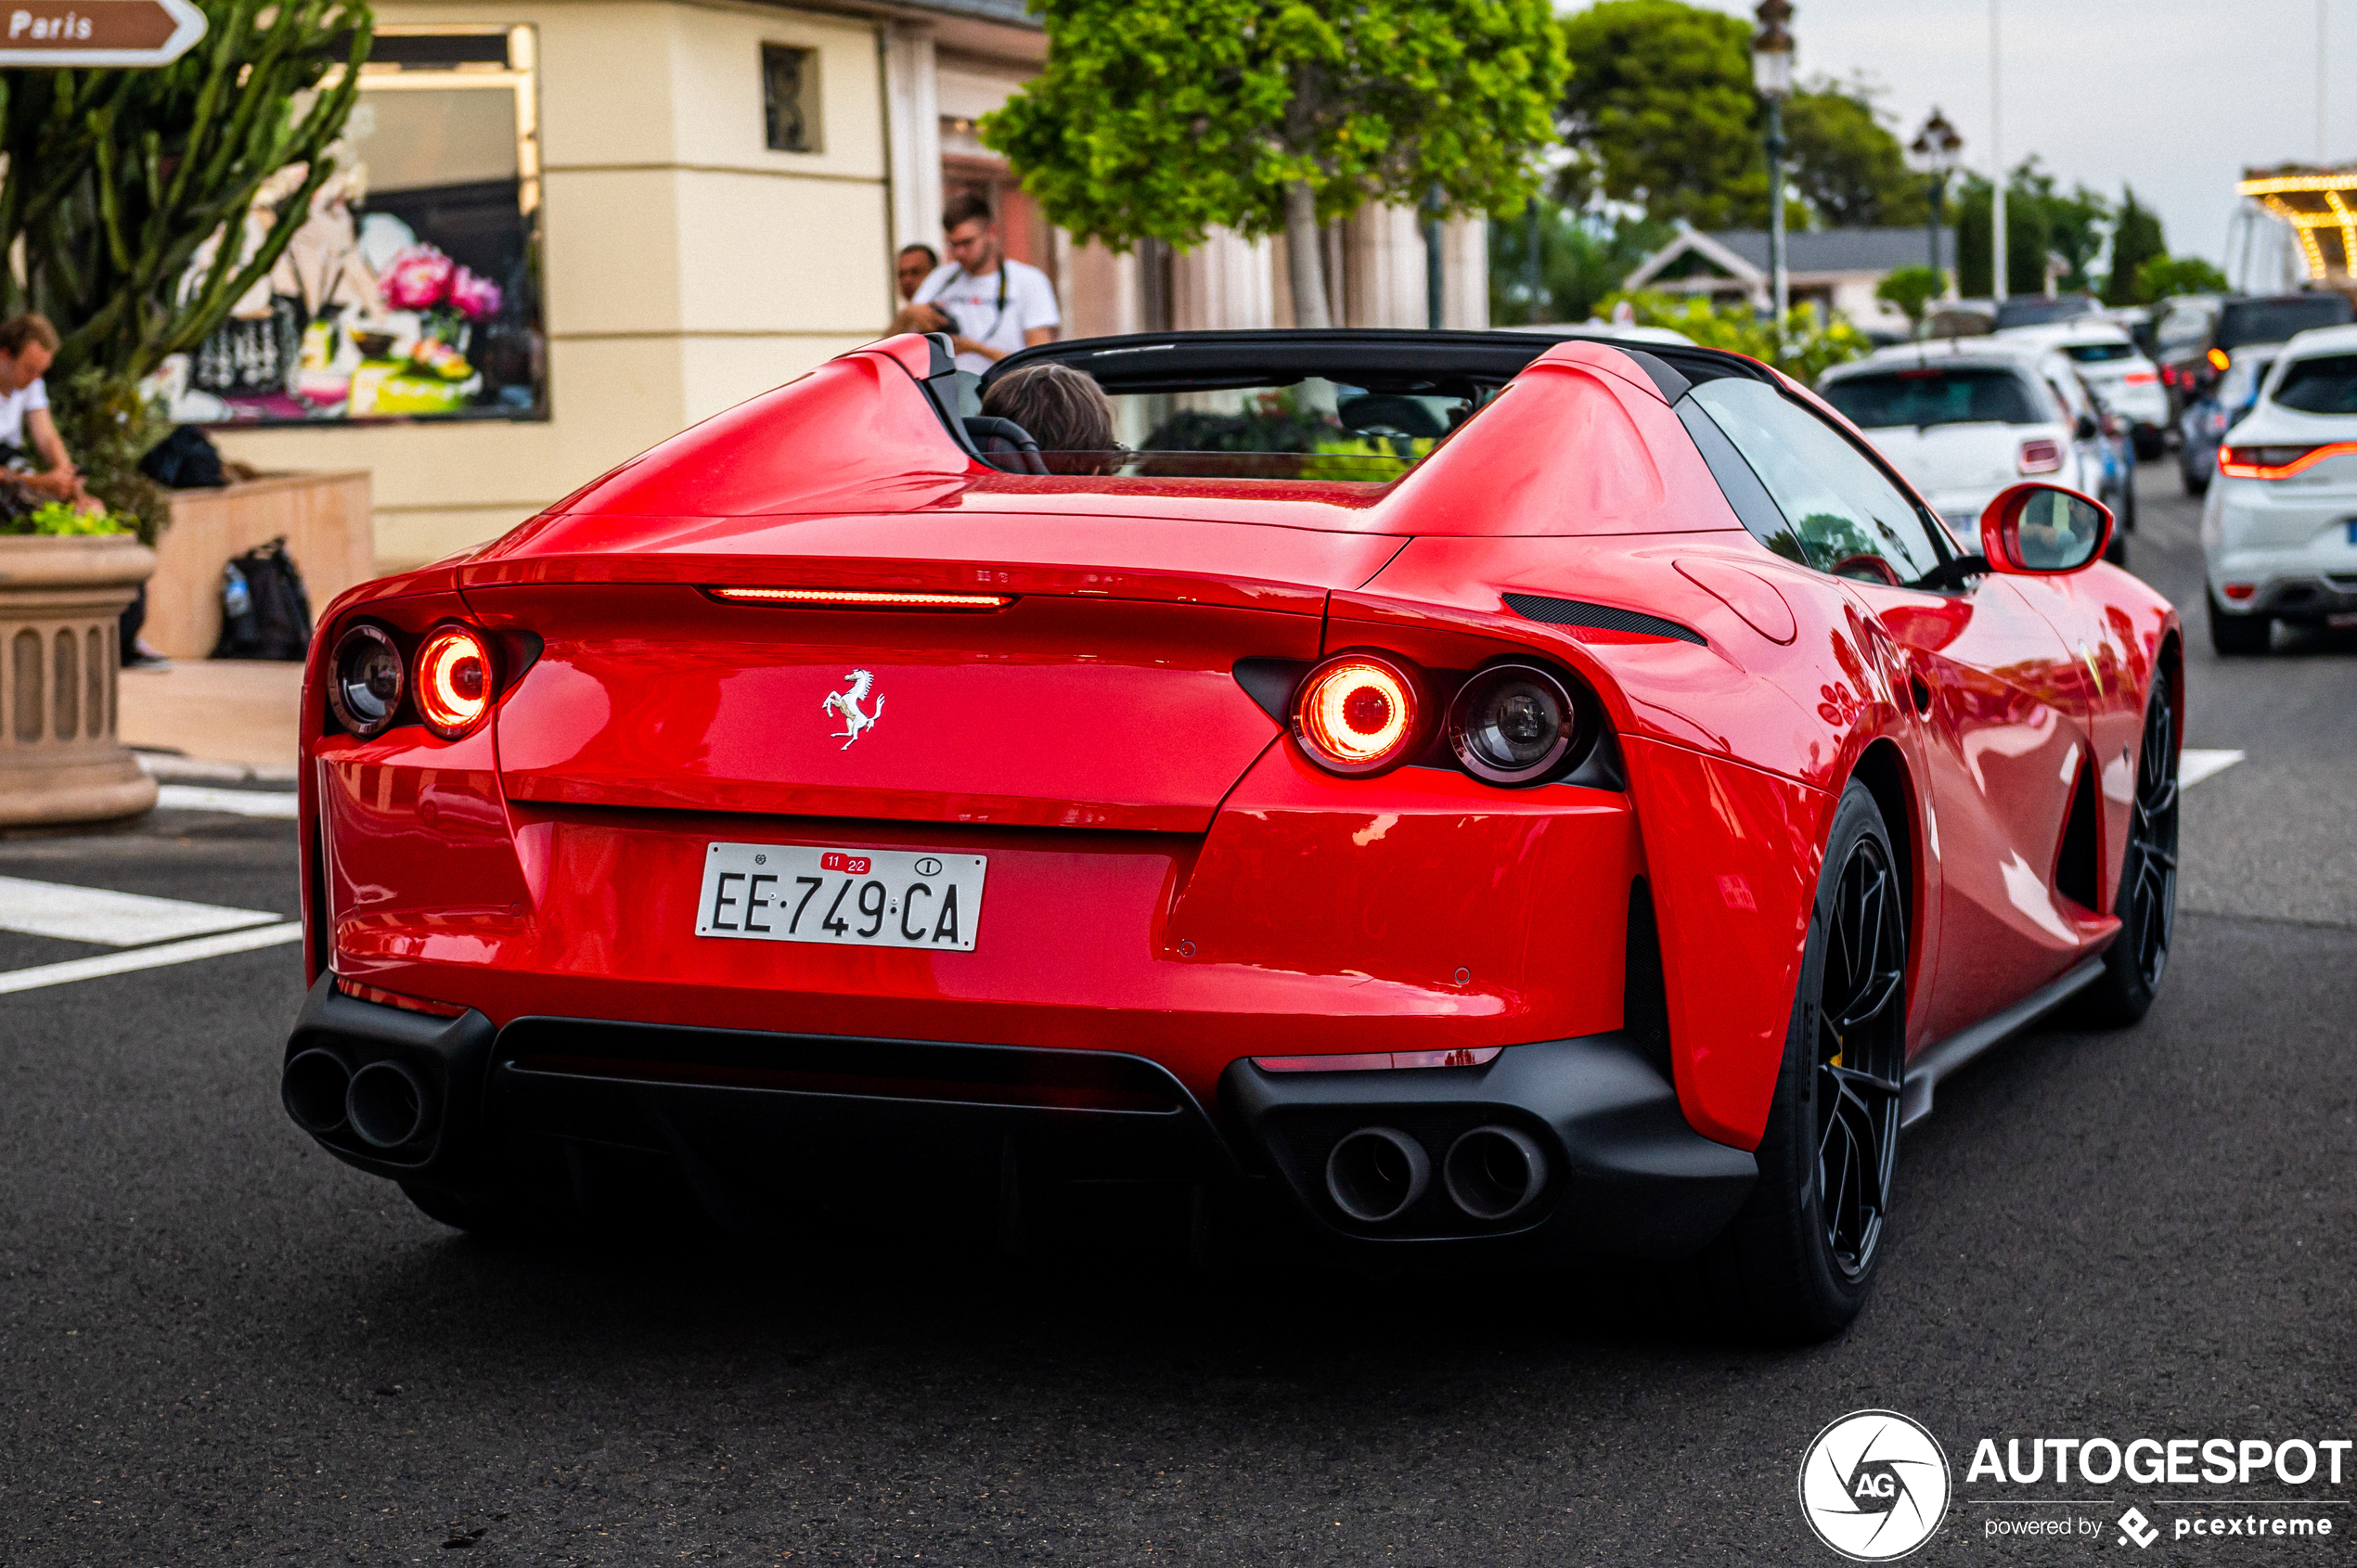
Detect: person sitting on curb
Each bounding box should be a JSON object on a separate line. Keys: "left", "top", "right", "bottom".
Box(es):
{"left": 0, "top": 313, "right": 100, "bottom": 514}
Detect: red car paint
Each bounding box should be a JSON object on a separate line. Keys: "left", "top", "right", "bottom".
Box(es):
{"left": 298, "top": 334, "right": 2181, "bottom": 1157}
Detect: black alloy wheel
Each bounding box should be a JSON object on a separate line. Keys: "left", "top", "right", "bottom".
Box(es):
{"left": 1812, "top": 827, "right": 1908, "bottom": 1283}
{"left": 2080, "top": 671, "right": 2181, "bottom": 1024}
{"left": 1695, "top": 782, "right": 1905, "bottom": 1342}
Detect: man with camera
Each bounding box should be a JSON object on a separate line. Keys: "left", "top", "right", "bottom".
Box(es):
{"left": 891, "top": 193, "right": 1060, "bottom": 375}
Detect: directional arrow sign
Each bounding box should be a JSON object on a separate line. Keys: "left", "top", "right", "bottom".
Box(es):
{"left": 0, "top": 0, "right": 207, "bottom": 67}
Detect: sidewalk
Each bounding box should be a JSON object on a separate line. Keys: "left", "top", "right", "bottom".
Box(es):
{"left": 119, "top": 660, "right": 304, "bottom": 782}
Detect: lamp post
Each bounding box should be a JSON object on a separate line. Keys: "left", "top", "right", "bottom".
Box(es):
{"left": 1910, "top": 107, "right": 1963, "bottom": 317}
{"left": 1752, "top": 1, "right": 1795, "bottom": 353}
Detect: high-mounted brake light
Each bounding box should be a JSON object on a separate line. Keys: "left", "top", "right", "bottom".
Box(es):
{"left": 2016, "top": 438, "right": 2066, "bottom": 475}
{"left": 707, "top": 586, "right": 1014, "bottom": 609}
{"left": 1292, "top": 653, "right": 1423, "bottom": 776}
{"left": 2219, "top": 442, "right": 2357, "bottom": 480}
{"left": 413, "top": 624, "right": 496, "bottom": 739}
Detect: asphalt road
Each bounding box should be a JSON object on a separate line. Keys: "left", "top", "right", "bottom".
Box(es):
{"left": 4, "top": 464, "right": 2352, "bottom": 1565}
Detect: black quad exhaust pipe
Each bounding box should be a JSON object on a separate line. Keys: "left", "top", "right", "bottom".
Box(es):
{"left": 345, "top": 1060, "right": 433, "bottom": 1150}
{"left": 1323, "top": 1127, "right": 1431, "bottom": 1222}
{"left": 282, "top": 1049, "right": 352, "bottom": 1135}
{"left": 1443, "top": 1125, "right": 1547, "bottom": 1221}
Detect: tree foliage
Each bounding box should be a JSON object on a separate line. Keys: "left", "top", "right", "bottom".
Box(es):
{"left": 2135, "top": 254, "right": 2231, "bottom": 303}
{"left": 983, "top": 0, "right": 1565, "bottom": 327}
{"left": 2105, "top": 188, "right": 2166, "bottom": 305}
{"left": 1953, "top": 160, "right": 2112, "bottom": 297}
{"left": 1601, "top": 289, "right": 1873, "bottom": 383}
{"left": 1556, "top": 2, "right": 1921, "bottom": 231}
{"left": 1783, "top": 82, "right": 1926, "bottom": 228}
{"left": 0, "top": 0, "right": 371, "bottom": 384}
{"left": 1874, "top": 264, "right": 1944, "bottom": 333}
{"left": 1487, "top": 201, "right": 1672, "bottom": 325}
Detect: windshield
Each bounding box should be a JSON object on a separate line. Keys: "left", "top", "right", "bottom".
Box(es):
{"left": 1819, "top": 366, "right": 2045, "bottom": 429}
{"left": 1995, "top": 297, "right": 2095, "bottom": 330}
{"left": 2217, "top": 296, "right": 2354, "bottom": 350}
{"left": 2063, "top": 341, "right": 2134, "bottom": 364}
{"left": 2270, "top": 353, "right": 2357, "bottom": 415}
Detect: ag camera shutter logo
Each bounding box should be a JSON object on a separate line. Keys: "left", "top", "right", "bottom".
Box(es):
{"left": 1798, "top": 1409, "right": 1951, "bottom": 1561}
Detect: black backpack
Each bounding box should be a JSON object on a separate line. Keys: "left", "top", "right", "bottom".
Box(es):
{"left": 140, "top": 425, "right": 228, "bottom": 489}
{"left": 212, "top": 537, "right": 313, "bottom": 661}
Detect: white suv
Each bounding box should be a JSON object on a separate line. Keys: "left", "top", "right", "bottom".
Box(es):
{"left": 2200, "top": 322, "right": 2357, "bottom": 653}
{"left": 1816, "top": 339, "right": 2114, "bottom": 545}
{"left": 2001, "top": 320, "right": 2170, "bottom": 458}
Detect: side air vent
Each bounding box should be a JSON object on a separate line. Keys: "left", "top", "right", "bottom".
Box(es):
{"left": 1501, "top": 592, "right": 1706, "bottom": 647}
{"left": 1622, "top": 878, "right": 1674, "bottom": 1083}
{"left": 2054, "top": 754, "right": 2101, "bottom": 911}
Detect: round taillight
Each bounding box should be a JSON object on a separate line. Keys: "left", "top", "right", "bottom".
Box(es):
{"left": 328, "top": 623, "right": 404, "bottom": 738}
{"left": 1448, "top": 663, "right": 1586, "bottom": 786}
{"left": 413, "top": 624, "right": 496, "bottom": 739}
{"left": 1292, "top": 653, "right": 1422, "bottom": 776}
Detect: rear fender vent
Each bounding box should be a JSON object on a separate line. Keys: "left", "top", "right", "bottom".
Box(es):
{"left": 1501, "top": 592, "right": 1705, "bottom": 647}
{"left": 1622, "top": 877, "right": 1674, "bottom": 1083}
{"left": 2054, "top": 753, "right": 2101, "bottom": 912}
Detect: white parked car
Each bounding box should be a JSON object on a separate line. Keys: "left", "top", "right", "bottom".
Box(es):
{"left": 1816, "top": 339, "right": 2121, "bottom": 550}
{"left": 2001, "top": 320, "right": 2170, "bottom": 458}
{"left": 2200, "top": 322, "right": 2357, "bottom": 653}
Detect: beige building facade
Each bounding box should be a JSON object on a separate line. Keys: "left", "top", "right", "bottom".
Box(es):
{"left": 210, "top": 0, "right": 1488, "bottom": 574}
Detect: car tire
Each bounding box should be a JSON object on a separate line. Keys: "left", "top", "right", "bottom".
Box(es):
{"left": 2133, "top": 429, "right": 2165, "bottom": 462}
{"left": 2118, "top": 465, "right": 2138, "bottom": 533}
{"left": 2076, "top": 671, "right": 2180, "bottom": 1027}
{"left": 2208, "top": 595, "right": 2271, "bottom": 655}
{"left": 1693, "top": 781, "right": 1905, "bottom": 1343}
{"left": 2182, "top": 466, "right": 2209, "bottom": 498}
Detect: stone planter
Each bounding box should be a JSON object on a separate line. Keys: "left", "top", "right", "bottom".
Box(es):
{"left": 0, "top": 535, "right": 160, "bottom": 827}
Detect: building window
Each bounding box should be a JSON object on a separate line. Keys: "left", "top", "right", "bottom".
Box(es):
{"left": 763, "top": 45, "right": 818, "bottom": 152}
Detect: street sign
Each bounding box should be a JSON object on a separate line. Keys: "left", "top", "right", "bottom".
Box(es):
{"left": 0, "top": 0, "right": 207, "bottom": 67}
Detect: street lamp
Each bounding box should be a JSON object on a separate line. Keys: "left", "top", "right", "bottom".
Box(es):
{"left": 1910, "top": 107, "right": 1964, "bottom": 319}
{"left": 1752, "top": 0, "right": 1795, "bottom": 351}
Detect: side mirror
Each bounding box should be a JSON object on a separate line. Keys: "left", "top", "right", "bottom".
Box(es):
{"left": 1980, "top": 482, "right": 2113, "bottom": 575}
{"left": 2074, "top": 412, "right": 2101, "bottom": 442}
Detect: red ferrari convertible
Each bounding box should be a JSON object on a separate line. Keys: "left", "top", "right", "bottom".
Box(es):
{"left": 281, "top": 329, "right": 2180, "bottom": 1339}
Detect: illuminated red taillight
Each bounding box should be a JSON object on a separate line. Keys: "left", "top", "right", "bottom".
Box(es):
{"left": 413, "top": 624, "right": 496, "bottom": 739}
{"left": 2016, "top": 438, "right": 2066, "bottom": 474}
{"left": 2122, "top": 369, "right": 2158, "bottom": 385}
{"left": 2219, "top": 442, "right": 2356, "bottom": 480}
{"left": 1292, "top": 653, "right": 1423, "bottom": 776}
{"left": 2222, "top": 583, "right": 2257, "bottom": 601}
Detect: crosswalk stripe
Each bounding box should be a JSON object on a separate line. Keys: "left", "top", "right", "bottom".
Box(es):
{"left": 0, "top": 921, "right": 304, "bottom": 996}
{"left": 0, "top": 875, "right": 280, "bottom": 945}
{"left": 154, "top": 784, "right": 299, "bottom": 819}
{"left": 2181, "top": 749, "right": 2246, "bottom": 789}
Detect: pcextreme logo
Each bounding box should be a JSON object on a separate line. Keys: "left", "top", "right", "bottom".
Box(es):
{"left": 1799, "top": 1409, "right": 1952, "bottom": 1562}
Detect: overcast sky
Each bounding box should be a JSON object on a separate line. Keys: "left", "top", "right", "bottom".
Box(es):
{"left": 1689, "top": 0, "right": 2336, "bottom": 282}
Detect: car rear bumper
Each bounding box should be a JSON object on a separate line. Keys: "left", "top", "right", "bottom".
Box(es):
{"left": 281, "top": 975, "right": 1758, "bottom": 1264}
{"left": 2205, "top": 502, "right": 2357, "bottom": 616}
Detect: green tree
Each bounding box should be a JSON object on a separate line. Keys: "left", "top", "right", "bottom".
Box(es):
{"left": 984, "top": 0, "right": 1565, "bottom": 329}
{"left": 1874, "top": 264, "right": 1944, "bottom": 335}
{"left": 1556, "top": 0, "right": 1759, "bottom": 227}
{"left": 1783, "top": 79, "right": 1926, "bottom": 228}
{"left": 2135, "top": 254, "right": 2231, "bottom": 303}
{"left": 1, "top": 0, "right": 370, "bottom": 382}
{"left": 2105, "top": 188, "right": 2166, "bottom": 305}
{"left": 1954, "top": 160, "right": 2112, "bottom": 298}
{"left": 1558, "top": 3, "right": 1922, "bottom": 232}
{"left": 1487, "top": 201, "right": 1672, "bottom": 324}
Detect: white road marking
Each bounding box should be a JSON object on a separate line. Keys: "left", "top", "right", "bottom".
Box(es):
{"left": 154, "top": 784, "right": 298, "bottom": 818}
{"left": 2181, "top": 749, "right": 2247, "bottom": 789}
{"left": 0, "top": 921, "right": 303, "bottom": 996}
{"left": 0, "top": 875, "right": 281, "bottom": 945}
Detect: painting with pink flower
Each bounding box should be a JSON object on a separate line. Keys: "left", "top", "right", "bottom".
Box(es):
{"left": 449, "top": 267, "right": 503, "bottom": 322}
{"left": 380, "top": 245, "right": 457, "bottom": 311}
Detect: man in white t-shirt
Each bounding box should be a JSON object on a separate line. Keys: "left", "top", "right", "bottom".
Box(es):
{"left": 0, "top": 314, "right": 96, "bottom": 510}
{"left": 893, "top": 193, "right": 1060, "bottom": 374}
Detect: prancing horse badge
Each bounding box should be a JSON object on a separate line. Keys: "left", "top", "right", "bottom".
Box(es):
{"left": 822, "top": 668, "right": 883, "bottom": 748}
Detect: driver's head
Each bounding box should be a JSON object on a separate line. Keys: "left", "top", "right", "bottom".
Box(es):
{"left": 982, "top": 363, "right": 1114, "bottom": 457}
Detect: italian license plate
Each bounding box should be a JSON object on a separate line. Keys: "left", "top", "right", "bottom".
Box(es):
{"left": 695, "top": 842, "right": 985, "bottom": 951}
